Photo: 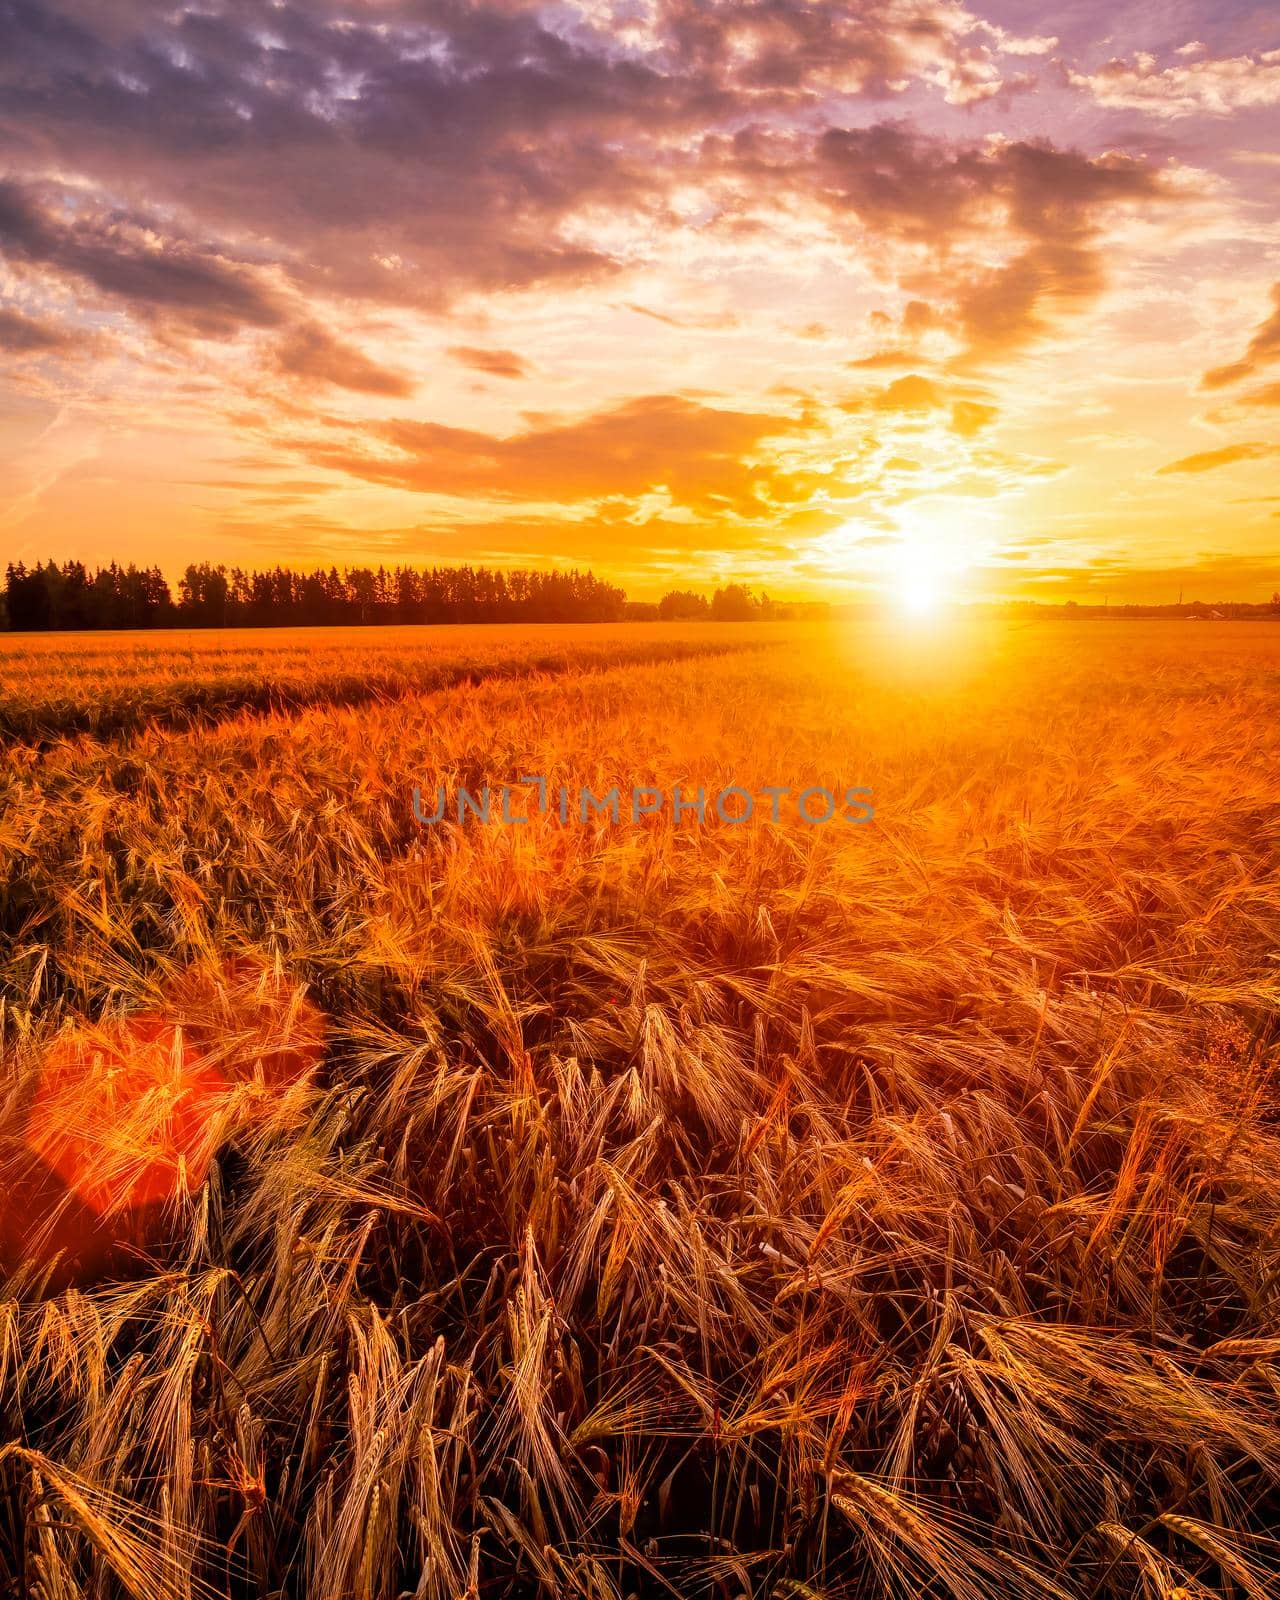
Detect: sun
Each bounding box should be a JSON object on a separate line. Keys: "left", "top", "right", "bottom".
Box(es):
{"left": 881, "top": 500, "right": 997, "bottom": 615}
{"left": 895, "top": 570, "right": 942, "bottom": 616}
{"left": 887, "top": 540, "right": 948, "bottom": 616}
{"left": 831, "top": 500, "right": 991, "bottom": 613}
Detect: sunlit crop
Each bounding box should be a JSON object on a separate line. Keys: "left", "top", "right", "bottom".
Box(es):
{"left": 2, "top": 619, "right": 1279, "bottom": 1599}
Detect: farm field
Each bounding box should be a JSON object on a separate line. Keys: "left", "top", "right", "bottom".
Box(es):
{"left": 0, "top": 622, "right": 771, "bottom": 742}
{"left": 2, "top": 619, "right": 1280, "bottom": 1599}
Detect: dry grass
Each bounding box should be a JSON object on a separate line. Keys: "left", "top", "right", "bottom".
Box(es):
{"left": 2, "top": 618, "right": 1280, "bottom": 1598}
{"left": 0, "top": 622, "right": 765, "bottom": 742}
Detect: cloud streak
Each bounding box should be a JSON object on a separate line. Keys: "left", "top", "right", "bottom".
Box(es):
{"left": 308, "top": 394, "right": 808, "bottom": 518}
{"left": 1157, "top": 442, "right": 1279, "bottom": 474}
{"left": 1202, "top": 284, "right": 1280, "bottom": 390}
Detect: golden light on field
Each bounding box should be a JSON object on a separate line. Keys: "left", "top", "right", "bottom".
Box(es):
{"left": 24, "top": 1019, "right": 227, "bottom": 1218}
{"left": 2, "top": 621, "right": 1280, "bottom": 1595}
{"left": 3, "top": 0, "right": 1280, "bottom": 1587}
{"left": 2, "top": 956, "right": 326, "bottom": 1275}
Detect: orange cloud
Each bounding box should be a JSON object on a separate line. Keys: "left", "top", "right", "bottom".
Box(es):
{"left": 1238, "top": 383, "right": 1280, "bottom": 407}
{"left": 0, "top": 305, "right": 75, "bottom": 354}
{"left": 448, "top": 346, "right": 533, "bottom": 379}
{"left": 1157, "top": 442, "right": 1279, "bottom": 474}
{"left": 307, "top": 393, "right": 810, "bottom": 517}
{"left": 276, "top": 323, "right": 414, "bottom": 397}
{"left": 871, "top": 374, "right": 943, "bottom": 412}
{"left": 951, "top": 400, "right": 999, "bottom": 436}
{"left": 1202, "top": 285, "right": 1280, "bottom": 390}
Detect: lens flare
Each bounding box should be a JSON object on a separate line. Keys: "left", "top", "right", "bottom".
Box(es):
{"left": 23, "top": 1018, "right": 229, "bottom": 1218}
{"left": 4, "top": 959, "right": 326, "bottom": 1280}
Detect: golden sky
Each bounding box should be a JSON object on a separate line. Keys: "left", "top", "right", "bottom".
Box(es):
{"left": 1, "top": 0, "right": 1278, "bottom": 602}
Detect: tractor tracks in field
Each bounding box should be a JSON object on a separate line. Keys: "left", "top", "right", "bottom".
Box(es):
{"left": 0, "top": 637, "right": 773, "bottom": 752}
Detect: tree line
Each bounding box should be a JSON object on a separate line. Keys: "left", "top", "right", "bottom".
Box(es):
{"left": 1, "top": 560, "right": 798, "bottom": 632}
{"left": 655, "top": 584, "right": 786, "bottom": 621}
{"left": 2, "top": 560, "right": 631, "bottom": 630}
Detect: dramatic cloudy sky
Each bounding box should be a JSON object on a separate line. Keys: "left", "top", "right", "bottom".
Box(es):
{"left": 1, "top": 0, "right": 1278, "bottom": 601}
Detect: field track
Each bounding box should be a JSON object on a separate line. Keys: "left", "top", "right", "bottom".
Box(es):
{"left": 0, "top": 623, "right": 770, "bottom": 743}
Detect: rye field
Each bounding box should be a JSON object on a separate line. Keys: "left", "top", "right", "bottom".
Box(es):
{"left": 1, "top": 618, "right": 1279, "bottom": 1600}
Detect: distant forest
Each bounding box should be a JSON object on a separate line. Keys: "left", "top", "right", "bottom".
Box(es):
{"left": 0, "top": 560, "right": 794, "bottom": 631}
{"left": 5, "top": 558, "right": 1278, "bottom": 632}
{"left": 2, "top": 559, "right": 633, "bottom": 630}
